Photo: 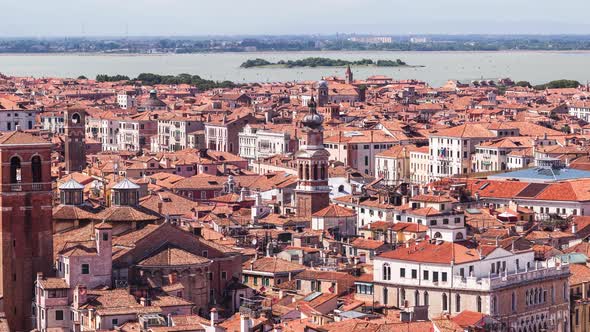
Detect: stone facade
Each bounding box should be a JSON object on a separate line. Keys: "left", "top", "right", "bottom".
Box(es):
{"left": 0, "top": 133, "right": 53, "bottom": 330}
{"left": 64, "top": 109, "right": 87, "bottom": 173}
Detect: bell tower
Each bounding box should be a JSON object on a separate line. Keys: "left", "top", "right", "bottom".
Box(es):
{"left": 345, "top": 65, "right": 353, "bottom": 84}
{"left": 64, "top": 109, "right": 86, "bottom": 173}
{"left": 295, "top": 97, "right": 330, "bottom": 218}
{"left": 0, "top": 131, "right": 53, "bottom": 330}
{"left": 317, "top": 81, "right": 329, "bottom": 107}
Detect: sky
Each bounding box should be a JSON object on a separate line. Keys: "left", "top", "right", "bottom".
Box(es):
{"left": 2, "top": 0, "right": 590, "bottom": 37}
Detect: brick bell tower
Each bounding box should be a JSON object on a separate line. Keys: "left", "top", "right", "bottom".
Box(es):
{"left": 64, "top": 109, "right": 87, "bottom": 173}
{"left": 295, "top": 96, "right": 331, "bottom": 218}
{"left": 0, "top": 131, "right": 53, "bottom": 330}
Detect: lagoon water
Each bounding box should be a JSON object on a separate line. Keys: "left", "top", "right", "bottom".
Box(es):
{"left": 1, "top": 51, "right": 590, "bottom": 87}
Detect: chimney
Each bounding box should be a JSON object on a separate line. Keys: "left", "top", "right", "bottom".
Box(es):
{"left": 74, "top": 285, "right": 88, "bottom": 309}
{"left": 240, "top": 314, "right": 253, "bottom": 332}
{"left": 210, "top": 308, "right": 219, "bottom": 326}
{"left": 140, "top": 297, "right": 151, "bottom": 307}
{"left": 157, "top": 201, "right": 163, "bottom": 215}
{"left": 572, "top": 222, "right": 578, "bottom": 234}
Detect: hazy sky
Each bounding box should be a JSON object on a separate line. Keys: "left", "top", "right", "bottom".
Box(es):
{"left": 2, "top": 0, "right": 590, "bottom": 37}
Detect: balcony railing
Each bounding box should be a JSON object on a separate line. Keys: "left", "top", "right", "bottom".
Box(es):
{"left": 4, "top": 182, "right": 49, "bottom": 192}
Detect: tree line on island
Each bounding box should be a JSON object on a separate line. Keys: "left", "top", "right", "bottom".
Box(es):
{"left": 94, "top": 73, "right": 235, "bottom": 90}
{"left": 514, "top": 79, "right": 581, "bottom": 90}
{"left": 240, "top": 57, "right": 409, "bottom": 68}
{"left": 88, "top": 73, "right": 580, "bottom": 93}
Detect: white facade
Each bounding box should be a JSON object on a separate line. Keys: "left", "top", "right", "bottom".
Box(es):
{"left": 153, "top": 119, "right": 201, "bottom": 152}
{"left": 238, "top": 125, "right": 291, "bottom": 162}
{"left": 117, "top": 93, "right": 136, "bottom": 109}
{"left": 429, "top": 135, "right": 493, "bottom": 180}
{"left": 0, "top": 110, "right": 38, "bottom": 131}
{"left": 410, "top": 149, "right": 430, "bottom": 185}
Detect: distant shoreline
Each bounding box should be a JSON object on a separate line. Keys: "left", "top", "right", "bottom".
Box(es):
{"left": 4, "top": 50, "right": 590, "bottom": 56}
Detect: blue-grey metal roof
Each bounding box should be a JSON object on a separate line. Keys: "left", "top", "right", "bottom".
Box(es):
{"left": 339, "top": 311, "right": 368, "bottom": 319}
{"left": 559, "top": 253, "right": 587, "bottom": 264}
{"left": 489, "top": 167, "right": 590, "bottom": 183}
{"left": 303, "top": 292, "right": 323, "bottom": 302}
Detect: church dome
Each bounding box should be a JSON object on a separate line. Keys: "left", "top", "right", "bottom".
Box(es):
{"left": 142, "top": 89, "right": 166, "bottom": 108}
{"left": 317, "top": 80, "right": 328, "bottom": 88}
{"left": 302, "top": 97, "right": 323, "bottom": 129}
{"left": 302, "top": 112, "right": 324, "bottom": 129}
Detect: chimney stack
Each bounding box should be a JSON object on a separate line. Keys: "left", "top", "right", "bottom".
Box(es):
{"left": 572, "top": 221, "right": 578, "bottom": 234}
{"left": 240, "top": 314, "right": 253, "bottom": 332}
{"left": 210, "top": 308, "right": 219, "bottom": 327}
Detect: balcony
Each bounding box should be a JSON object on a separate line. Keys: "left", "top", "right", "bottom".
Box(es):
{"left": 4, "top": 182, "right": 49, "bottom": 193}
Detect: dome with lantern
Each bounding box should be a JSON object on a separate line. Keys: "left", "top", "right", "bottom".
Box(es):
{"left": 302, "top": 97, "right": 324, "bottom": 129}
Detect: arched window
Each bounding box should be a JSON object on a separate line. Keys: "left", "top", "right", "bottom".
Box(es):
{"left": 298, "top": 164, "right": 303, "bottom": 179}
{"left": 31, "top": 156, "right": 42, "bottom": 183}
{"left": 442, "top": 293, "right": 448, "bottom": 311}
{"left": 424, "top": 291, "right": 429, "bottom": 306}
{"left": 320, "top": 165, "right": 326, "bottom": 180}
{"left": 305, "top": 164, "right": 310, "bottom": 180}
{"left": 338, "top": 185, "right": 345, "bottom": 192}
{"left": 434, "top": 232, "right": 442, "bottom": 239}
{"left": 512, "top": 292, "right": 517, "bottom": 311}
{"left": 72, "top": 113, "right": 81, "bottom": 124}
{"left": 383, "top": 287, "right": 388, "bottom": 305}
{"left": 313, "top": 164, "right": 318, "bottom": 180}
{"left": 455, "top": 232, "right": 464, "bottom": 241}
{"left": 10, "top": 157, "right": 21, "bottom": 184}
{"left": 382, "top": 263, "right": 391, "bottom": 280}
{"left": 455, "top": 294, "right": 461, "bottom": 312}
{"left": 491, "top": 295, "right": 497, "bottom": 314}
{"left": 400, "top": 288, "right": 406, "bottom": 301}
{"left": 414, "top": 290, "right": 420, "bottom": 306}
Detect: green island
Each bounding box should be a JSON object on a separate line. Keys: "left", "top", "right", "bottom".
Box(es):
{"left": 94, "top": 73, "right": 236, "bottom": 90}
{"left": 240, "top": 57, "right": 416, "bottom": 68}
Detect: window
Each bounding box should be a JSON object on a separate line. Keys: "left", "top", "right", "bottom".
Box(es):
{"left": 296, "top": 280, "right": 301, "bottom": 290}
{"left": 102, "top": 233, "right": 108, "bottom": 241}
{"left": 442, "top": 272, "right": 447, "bottom": 282}
{"left": 511, "top": 292, "right": 516, "bottom": 312}
{"left": 399, "top": 267, "right": 405, "bottom": 278}
{"left": 423, "top": 270, "right": 429, "bottom": 280}
{"left": 243, "top": 275, "right": 249, "bottom": 283}
{"left": 477, "top": 296, "right": 482, "bottom": 312}
{"left": 81, "top": 264, "right": 89, "bottom": 275}
{"left": 253, "top": 276, "right": 258, "bottom": 286}
{"left": 56, "top": 310, "right": 64, "bottom": 321}
{"left": 433, "top": 271, "right": 439, "bottom": 282}
{"left": 112, "top": 318, "right": 119, "bottom": 326}
{"left": 411, "top": 269, "right": 417, "bottom": 279}
{"left": 10, "top": 157, "right": 21, "bottom": 184}
{"left": 455, "top": 294, "right": 461, "bottom": 312}
{"left": 221, "top": 271, "right": 227, "bottom": 280}
{"left": 442, "top": 293, "right": 448, "bottom": 311}
{"left": 382, "top": 264, "right": 391, "bottom": 280}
